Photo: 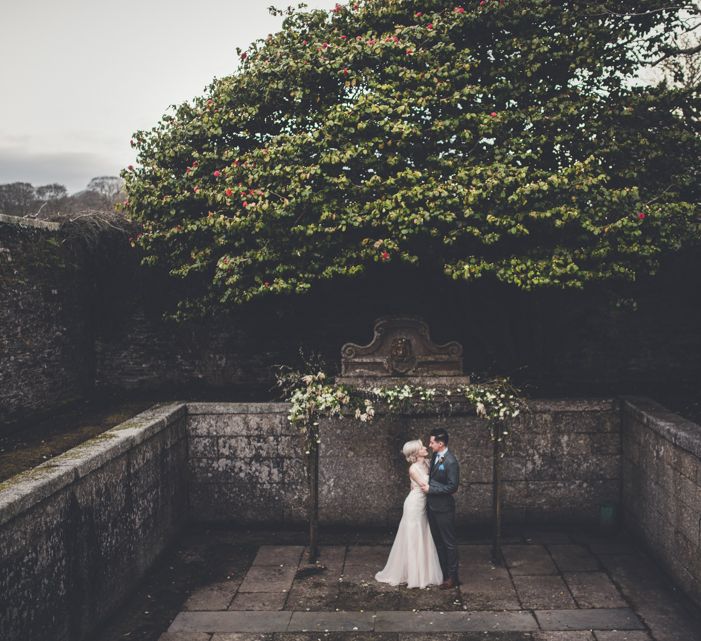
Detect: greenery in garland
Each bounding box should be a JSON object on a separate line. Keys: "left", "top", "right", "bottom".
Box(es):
{"left": 124, "top": 0, "right": 700, "bottom": 321}
{"left": 276, "top": 366, "right": 525, "bottom": 453}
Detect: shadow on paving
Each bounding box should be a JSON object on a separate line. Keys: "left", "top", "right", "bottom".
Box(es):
{"left": 92, "top": 524, "right": 701, "bottom": 641}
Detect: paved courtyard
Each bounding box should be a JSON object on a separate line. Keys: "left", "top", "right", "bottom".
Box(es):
{"left": 144, "top": 527, "right": 701, "bottom": 641}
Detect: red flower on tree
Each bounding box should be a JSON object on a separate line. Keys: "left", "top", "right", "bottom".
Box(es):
{"left": 213, "top": 170, "right": 221, "bottom": 177}
{"left": 380, "top": 250, "right": 391, "bottom": 262}
{"left": 637, "top": 212, "right": 646, "bottom": 220}
{"left": 225, "top": 188, "right": 233, "bottom": 197}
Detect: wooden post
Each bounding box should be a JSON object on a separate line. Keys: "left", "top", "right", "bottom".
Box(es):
{"left": 491, "top": 420, "right": 503, "bottom": 565}
{"left": 308, "top": 426, "right": 319, "bottom": 564}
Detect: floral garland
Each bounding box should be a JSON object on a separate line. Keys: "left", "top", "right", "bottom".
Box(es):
{"left": 279, "top": 370, "right": 525, "bottom": 453}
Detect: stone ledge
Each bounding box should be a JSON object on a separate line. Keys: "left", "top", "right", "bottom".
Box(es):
{"left": 621, "top": 396, "right": 701, "bottom": 459}
{"left": 0, "top": 212, "right": 62, "bottom": 231}
{"left": 526, "top": 398, "right": 619, "bottom": 412}
{"left": 187, "top": 402, "right": 291, "bottom": 415}
{"left": 0, "top": 401, "right": 187, "bottom": 527}
{"left": 187, "top": 399, "right": 618, "bottom": 416}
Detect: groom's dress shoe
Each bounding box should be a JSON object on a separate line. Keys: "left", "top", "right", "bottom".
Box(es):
{"left": 439, "top": 578, "right": 457, "bottom": 590}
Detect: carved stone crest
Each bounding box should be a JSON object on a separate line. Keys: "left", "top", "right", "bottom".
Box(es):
{"left": 338, "top": 316, "right": 469, "bottom": 386}
{"left": 387, "top": 336, "right": 416, "bottom": 375}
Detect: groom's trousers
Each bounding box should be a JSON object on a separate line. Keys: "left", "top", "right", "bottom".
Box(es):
{"left": 427, "top": 507, "right": 459, "bottom": 581}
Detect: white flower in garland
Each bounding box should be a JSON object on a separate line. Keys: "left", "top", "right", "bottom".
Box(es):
{"left": 282, "top": 369, "right": 525, "bottom": 452}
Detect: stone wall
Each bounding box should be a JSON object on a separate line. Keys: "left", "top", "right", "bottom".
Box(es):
{"left": 187, "top": 403, "right": 305, "bottom": 523}
{"left": 2, "top": 216, "right": 700, "bottom": 427}
{"left": 187, "top": 399, "right": 620, "bottom": 527}
{"left": 0, "top": 402, "right": 188, "bottom": 641}
{"left": 0, "top": 215, "right": 95, "bottom": 431}
{"left": 621, "top": 397, "right": 701, "bottom": 608}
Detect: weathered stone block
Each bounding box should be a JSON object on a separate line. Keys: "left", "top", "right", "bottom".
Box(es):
{"left": 189, "top": 436, "right": 219, "bottom": 458}
{"left": 462, "top": 455, "right": 493, "bottom": 482}
{"left": 188, "top": 414, "right": 248, "bottom": 437}
{"left": 677, "top": 449, "right": 700, "bottom": 483}
{"left": 189, "top": 481, "right": 284, "bottom": 523}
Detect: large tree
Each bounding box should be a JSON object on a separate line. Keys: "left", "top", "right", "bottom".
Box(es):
{"left": 124, "top": 0, "right": 700, "bottom": 321}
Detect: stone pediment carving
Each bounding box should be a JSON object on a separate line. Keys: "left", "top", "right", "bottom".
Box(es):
{"left": 339, "top": 316, "right": 469, "bottom": 386}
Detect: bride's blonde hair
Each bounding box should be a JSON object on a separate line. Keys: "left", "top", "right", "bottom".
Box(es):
{"left": 402, "top": 439, "right": 423, "bottom": 463}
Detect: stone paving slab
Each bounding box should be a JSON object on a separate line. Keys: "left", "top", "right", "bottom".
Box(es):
{"left": 229, "top": 592, "right": 287, "bottom": 610}
{"left": 534, "top": 608, "right": 645, "bottom": 631}
{"left": 211, "top": 635, "right": 272, "bottom": 641}
{"left": 396, "top": 586, "right": 464, "bottom": 611}
{"left": 304, "top": 545, "right": 347, "bottom": 571}
{"left": 345, "top": 546, "right": 390, "bottom": 565}
{"left": 534, "top": 632, "right": 596, "bottom": 641}
{"left": 169, "top": 611, "right": 292, "bottom": 633}
{"left": 512, "top": 575, "right": 576, "bottom": 609}
{"left": 338, "top": 585, "right": 402, "bottom": 611}
{"left": 459, "top": 570, "right": 522, "bottom": 610}
{"left": 284, "top": 583, "right": 340, "bottom": 611}
{"left": 502, "top": 545, "right": 558, "bottom": 575}
{"left": 563, "top": 572, "right": 627, "bottom": 609}
{"left": 390, "top": 635, "right": 535, "bottom": 641}
{"left": 274, "top": 634, "right": 533, "bottom": 641}
{"left": 184, "top": 580, "right": 240, "bottom": 611}
{"left": 288, "top": 611, "right": 376, "bottom": 632}
{"left": 457, "top": 544, "right": 500, "bottom": 570}
{"left": 593, "top": 632, "right": 653, "bottom": 641}
{"left": 548, "top": 545, "right": 601, "bottom": 572}
{"left": 238, "top": 565, "right": 298, "bottom": 593}
{"left": 168, "top": 611, "right": 545, "bottom": 635}
{"left": 158, "top": 632, "right": 213, "bottom": 641}
{"left": 523, "top": 530, "right": 574, "bottom": 544}
{"left": 372, "top": 610, "right": 539, "bottom": 632}
{"left": 253, "top": 546, "right": 304, "bottom": 567}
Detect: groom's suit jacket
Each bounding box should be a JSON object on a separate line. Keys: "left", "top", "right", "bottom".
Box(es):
{"left": 427, "top": 450, "right": 460, "bottom": 513}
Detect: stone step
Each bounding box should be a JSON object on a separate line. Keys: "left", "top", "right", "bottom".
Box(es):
{"left": 164, "top": 607, "right": 645, "bottom": 635}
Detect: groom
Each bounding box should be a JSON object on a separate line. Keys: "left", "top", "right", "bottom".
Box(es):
{"left": 421, "top": 427, "right": 460, "bottom": 589}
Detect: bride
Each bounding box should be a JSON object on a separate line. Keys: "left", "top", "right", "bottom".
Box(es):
{"left": 375, "top": 439, "right": 444, "bottom": 588}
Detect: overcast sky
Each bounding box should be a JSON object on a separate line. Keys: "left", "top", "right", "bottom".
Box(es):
{"left": 0, "top": 0, "right": 338, "bottom": 193}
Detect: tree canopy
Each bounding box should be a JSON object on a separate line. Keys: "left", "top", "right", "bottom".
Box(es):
{"left": 124, "top": 0, "right": 700, "bottom": 321}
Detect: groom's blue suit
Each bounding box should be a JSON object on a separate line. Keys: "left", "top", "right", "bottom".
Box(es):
{"left": 427, "top": 449, "right": 460, "bottom": 583}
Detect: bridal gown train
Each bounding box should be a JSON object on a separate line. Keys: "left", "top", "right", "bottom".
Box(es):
{"left": 375, "top": 461, "right": 444, "bottom": 588}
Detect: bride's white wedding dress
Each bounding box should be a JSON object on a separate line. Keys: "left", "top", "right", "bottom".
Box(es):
{"left": 375, "top": 461, "right": 444, "bottom": 588}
